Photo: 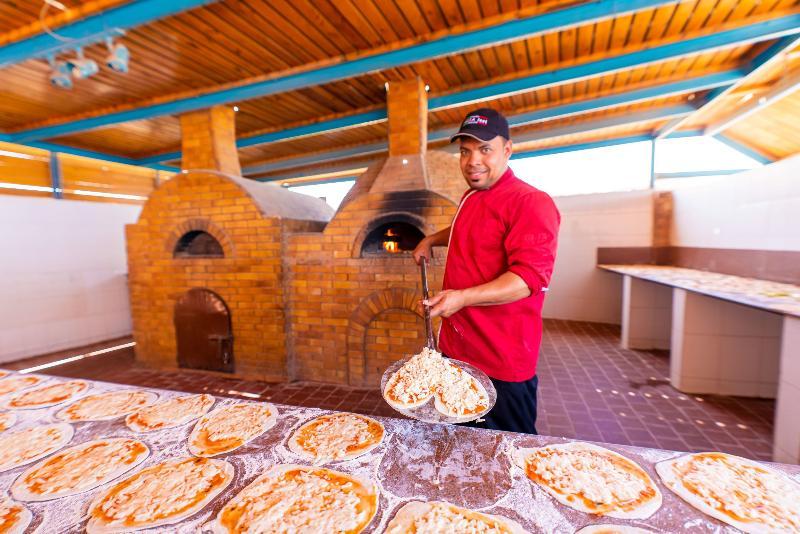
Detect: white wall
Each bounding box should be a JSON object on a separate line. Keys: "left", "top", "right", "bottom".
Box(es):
{"left": 670, "top": 153, "right": 800, "bottom": 251}
{"left": 543, "top": 190, "right": 654, "bottom": 324}
{"left": 0, "top": 196, "right": 141, "bottom": 363}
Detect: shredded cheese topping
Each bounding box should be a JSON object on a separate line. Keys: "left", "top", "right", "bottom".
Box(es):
{"left": 0, "top": 496, "right": 25, "bottom": 531}
{"left": 673, "top": 453, "right": 800, "bottom": 531}
{"left": 58, "top": 390, "right": 153, "bottom": 421}
{"left": 8, "top": 380, "right": 87, "bottom": 408}
{"left": 126, "top": 394, "right": 213, "bottom": 431}
{"left": 0, "top": 425, "right": 69, "bottom": 471}
{"left": 294, "top": 413, "right": 382, "bottom": 461}
{"left": 219, "top": 467, "right": 374, "bottom": 533}
{"left": 385, "top": 348, "right": 488, "bottom": 416}
{"left": 18, "top": 439, "right": 147, "bottom": 496}
{"left": 0, "top": 376, "right": 43, "bottom": 396}
{"left": 410, "top": 502, "right": 514, "bottom": 533}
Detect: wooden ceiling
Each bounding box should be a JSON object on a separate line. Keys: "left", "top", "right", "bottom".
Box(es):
{"left": 1, "top": 0, "right": 799, "bottom": 179}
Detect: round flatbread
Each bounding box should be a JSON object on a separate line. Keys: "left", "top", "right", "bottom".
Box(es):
{"left": 0, "top": 376, "right": 44, "bottom": 397}
{"left": 86, "top": 457, "right": 234, "bottom": 534}
{"left": 655, "top": 452, "right": 800, "bottom": 533}
{"left": 56, "top": 390, "right": 157, "bottom": 422}
{"left": 513, "top": 442, "right": 662, "bottom": 519}
{"left": 576, "top": 526, "right": 656, "bottom": 534}
{"left": 0, "top": 412, "right": 17, "bottom": 432}
{"left": 5, "top": 380, "right": 89, "bottom": 410}
{"left": 0, "top": 423, "right": 74, "bottom": 473}
{"left": 125, "top": 393, "right": 215, "bottom": 433}
{"left": 0, "top": 495, "right": 32, "bottom": 534}
{"left": 207, "top": 464, "right": 377, "bottom": 533}
{"left": 11, "top": 438, "right": 150, "bottom": 502}
{"left": 384, "top": 501, "right": 528, "bottom": 533}
{"left": 189, "top": 402, "right": 276, "bottom": 457}
{"left": 433, "top": 365, "right": 490, "bottom": 419}
{"left": 288, "top": 412, "right": 384, "bottom": 463}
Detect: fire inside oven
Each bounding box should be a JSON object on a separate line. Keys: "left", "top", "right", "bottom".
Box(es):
{"left": 361, "top": 222, "right": 424, "bottom": 256}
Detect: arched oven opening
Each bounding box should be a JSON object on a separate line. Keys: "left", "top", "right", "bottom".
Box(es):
{"left": 360, "top": 221, "right": 424, "bottom": 257}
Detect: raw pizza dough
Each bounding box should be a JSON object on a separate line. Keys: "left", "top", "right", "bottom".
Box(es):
{"left": 383, "top": 348, "right": 489, "bottom": 419}
{"left": 85, "top": 457, "right": 234, "bottom": 534}
{"left": 0, "top": 423, "right": 74, "bottom": 473}
{"left": 56, "top": 390, "right": 157, "bottom": 422}
{"left": 0, "top": 495, "right": 32, "bottom": 534}
{"left": 0, "top": 376, "right": 44, "bottom": 397}
{"left": 288, "top": 412, "right": 385, "bottom": 463}
{"left": 655, "top": 452, "right": 800, "bottom": 533}
{"left": 125, "top": 393, "right": 214, "bottom": 432}
{"left": 11, "top": 438, "right": 150, "bottom": 502}
{"left": 5, "top": 380, "right": 89, "bottom": 410}
{"left": 0, "top": 412, "right": 16, "bottom": 432}
{"left": 384, "top": 501, "right": 528, "bottom": 534}
{"left": 576, "top": 526, "right": 656, "bottom": 534}
{"left": 513, "top": 442, "right": 662, "bottom": 519}
{"left": 206, "top": 464, "right": 377, "bottom": 533}
{"left": 188, "top": 402, "right": 277, "bottom": 457}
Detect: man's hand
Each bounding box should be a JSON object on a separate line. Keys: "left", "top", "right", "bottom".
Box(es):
{"left": 424, "top": 289, "right": 467, "bottom": 318}
{"left": 412, "top": 236, "right": 433, "bottom": 265}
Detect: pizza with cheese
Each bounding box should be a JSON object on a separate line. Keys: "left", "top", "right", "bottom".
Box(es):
{"left": 5, "top": 380, "right": 89, "bottom": 409}
{"left": 0, "top": 412, "right": 16, "bottom": 432}
{"left": 85, "top": 457, "right": 234, "bottom": 534}
{"left": 383, "top": 347, "right": 489, "bottom": 419}
{"left": 0, "top": 375, "right": 44, "bottom": 397}
{"left": 189, "top": 402, "right": 277, "bottom": 457}
{"left": 384, "top": 501, "right": 528, "bottom": 534}
{"left": 288, "top": 412, "right": 384, "bottom": 463}
{"left": 207, "top": 464, "right": 377, "bottom": 533}
{"left": 0, "top": 495, "right": 32, "bottom": 534}
{"left": 513, "top": 442, "right": 662, "bottom": 519}
{"left": 125, "top": 393, "right": 214, "bottom": 432}
{"left": 576, "top": 526, "right": 656, "bottom": 534}
{"left": 655, "top": 452, "right": 800, "bottom": 533}
{"left": 0, "top": 370, "right": 9, "bottom": 380}
{"left": 0, "top": 423, "right": 74, "bottom": 472}
{"left": 56, "top": 390, "right": 157, "bottom": 422}
{"left": 11, "top": 438, "right": 150, "bottom": 502}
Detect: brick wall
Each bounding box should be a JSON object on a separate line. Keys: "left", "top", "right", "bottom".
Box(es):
{"left": 364, "top": 309, "right": 425, "bottom": 387}
{"left": 180, "top": 106, "right": 241, "bottom": 175}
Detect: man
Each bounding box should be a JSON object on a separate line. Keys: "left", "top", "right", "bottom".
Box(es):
{"left": 412, "top": 108, "right": 560, "bottom": 435}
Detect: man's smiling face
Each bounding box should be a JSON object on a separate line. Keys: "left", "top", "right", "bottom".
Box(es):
{"left": 458, "top": 135, "right": 513, "bottom": 190}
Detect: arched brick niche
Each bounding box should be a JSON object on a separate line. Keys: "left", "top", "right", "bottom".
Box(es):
{"left": 167, "top": 218, "right": 233, "bottom": 258}
{"left": 347, "top": 288, "right": 425, "bottom": 386}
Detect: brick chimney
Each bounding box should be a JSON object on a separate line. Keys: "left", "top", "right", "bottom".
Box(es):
{"left": 179, "top": 105, "right": 242, "bottom": 175}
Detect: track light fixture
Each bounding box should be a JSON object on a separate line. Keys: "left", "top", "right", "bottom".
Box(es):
{"left": 47, "top": 56, "right": 72, "bottom": 89}
{"left": 41, "top": 28, "right": 130, "bottom": 90}
{"left": 70, "top": 48, "right": 99, "bottom": 79}
{"left": 105, "top": 38, "right": 130, "bottom": 73}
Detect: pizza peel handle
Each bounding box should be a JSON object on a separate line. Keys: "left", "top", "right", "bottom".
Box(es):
{"left": 420, "top": 258, "right": 437, "bottom": 351}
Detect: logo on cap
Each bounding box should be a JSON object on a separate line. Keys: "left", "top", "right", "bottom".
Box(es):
{"left": 463, "top": 115, "right": 488, "bottom": 126}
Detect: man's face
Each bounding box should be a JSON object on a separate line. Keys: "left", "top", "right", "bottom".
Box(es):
{"left": 458, "top": 136, "right": 513, "bottom": 190}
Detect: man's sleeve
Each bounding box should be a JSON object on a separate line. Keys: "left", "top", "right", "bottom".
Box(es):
{"left": 504, "top": 191, "right": 561, "bottom": 294}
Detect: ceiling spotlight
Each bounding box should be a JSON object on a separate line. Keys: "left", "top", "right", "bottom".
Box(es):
{"left": 47, "top": 56, "right": 72, "bottom": 89}
{"left": 70, "top": 48, "right": 98, "bottom": 79}
{"left": 105, "top": 39, "right": 130, "bottom": 73}
{"left": 233, "top": 106, "right": 239, "bottom": 112}
{"left": 687, "top": 93, "right": 695, "bottom": 101}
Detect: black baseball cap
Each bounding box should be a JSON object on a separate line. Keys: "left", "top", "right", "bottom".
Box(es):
{"left": 450, "top": 108, "right": 510, "bottom": 143}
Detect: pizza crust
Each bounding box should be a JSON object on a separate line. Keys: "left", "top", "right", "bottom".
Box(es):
{"left": 85, "top": 457, "right": 234, "bottom": 534}
{"left": 4, "top": 380, "right": 89, "bottom": 410}
{"left": 513, "top": 442, "right": 662, "bottom": 520}
{"left": 0, "top": 423, "right": 74, "bottom": 473}
{"left": 655, "top": 452, "right": 800, "bottom": 533}
{"left": 0, "top": 495, "right": 32, "bottom": 534}
{"left": 0, "top": 375, "right": 45, "bottom": 397}
{"left": 576, "top": 525, "right": 656, "bottom": 534}
{"left": 287, "top": 412, "right": 385, "bottom": 463}
{"left": 384, "top": 501, "right": 528, "bottom": 534}
{"left": 0, "top": 412, "right": 17, "bottom": 432}
{"left": 206, "top": 463, "right": 377, "bottom": 534}
{"left": 55, "top": 390, "right": 158, "bottom": 422}
{"left": 125, "top": 393, "right": 215, "bottom": 432}
{"left": 188, "top": 402, "right": 277, "bottom": 457}
{"left": 11, "top": 438, "right": 150, "bottom": 502}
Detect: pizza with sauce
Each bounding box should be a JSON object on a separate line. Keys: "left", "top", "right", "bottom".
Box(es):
{"left": 188, "top": 402, "right": 277, "bottom": 457}
{"left": 125, "top": 393, "right": 214, "bottom": 432}
{"left": 288, "top": 412, "right": 384, "bottom": 463}
{"left": 0, "top": 412, "right": 16, "bottom": 432}
{"left": 207, "top": 464, "right": 377, "bottom": 533}
{"left": 655, "top": 452, "right": 800, "bottom": 533}
{"left": 0, "top": 423, "right": 74, "bottom": 473}
{"left": 85, "top": 457, "right": 234, "bottom": 534}
{"left": 0, "top": 375, "right": 44, "bottom": 397}
{"left": 5, "top": 380, "right": 89, "bottom": 410}
{"left": 0, "top": 495, "right": 31, "bottom": 534}
{"left": 576, "top": 526, "right": 656, "bottom": 534}
{"left": 11, "top": 438, "right": 150, "bottom": 502}
{"left": 513, "top": 442, "right": 662, "bottom": 519}
{"left": 384, "top": 501, "right": 528, "bottom": 534}
{"left": 56, "top": 390, "right": 157, "bottom": 422}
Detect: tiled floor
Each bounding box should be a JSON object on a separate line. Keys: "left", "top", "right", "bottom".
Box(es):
{"left": 7, "top": 320, "right": 777, "bottom": 461}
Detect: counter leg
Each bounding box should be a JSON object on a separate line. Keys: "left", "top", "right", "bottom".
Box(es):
{"left": 774, "top": 316, "right": 800, "bottom": 464}
{"left": 621, "top": 275, "right": 672, "bottom": 350}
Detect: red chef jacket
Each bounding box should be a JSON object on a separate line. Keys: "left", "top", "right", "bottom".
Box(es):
{"left": 439, "top": 167, "right": 560, "bottom": 382}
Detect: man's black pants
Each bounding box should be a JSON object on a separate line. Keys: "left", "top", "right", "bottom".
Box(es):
{"left": 463, "top": 374, "right": 538, "bottom": 435}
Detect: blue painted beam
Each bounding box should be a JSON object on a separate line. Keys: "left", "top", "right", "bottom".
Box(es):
{"left": 654, "top": 169, "right": 749, "bottom": 179}
{"left": 49, "top": 152, "right": 63, "bottom": 199}
{"left": 511, "top": 135, "right": 655, "bottom": 160}
{"left": 245, "top": 142, "right": 388, "bottom": 177}
{"left": 9, "top": 0, "right": 688, "bottom": 142}
{"left": 0, "top": 0, "right": 220, "bottom": 69}
{"left": 26, "top": 140, "right": 180, "bottom": 171}
{"left": 713, "top": 133, "right": 773, "bottom": 164}
{"left": 279, "top": 175, "right": 360, "bottom": 187}
{"left": 255, "top": 163, "right": 370, "bottom": 182}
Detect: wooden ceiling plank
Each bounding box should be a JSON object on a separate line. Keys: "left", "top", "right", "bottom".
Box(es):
{"left": 332, "top": 0, "right": 386, "bottom": 47}
{"left": 350, "top": 0, "right": 402, "bottom": 43}
{"left": 627, "top": 9, "right": 655, "bottom": 48}
{"left": 416, "top": 0, "right": 448, "bottom": 33}
{"left": 682, "top": 0, "right": 718, "bottom": 34}
{"left": 272, "top": 0, "right": 358, "bottom": 55}
{"left": 392, "top": 0, "right": 433, "bottom": 34}
{"left": 437, "top": 0, "right": 466, "bottom": 26}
